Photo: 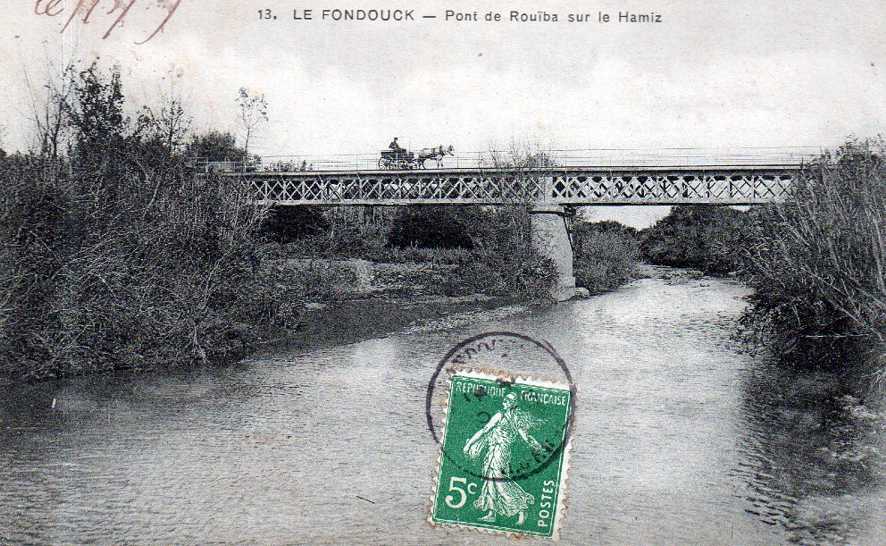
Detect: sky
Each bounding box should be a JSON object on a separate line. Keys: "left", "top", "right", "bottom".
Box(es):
{"left": 1, "top": 0, "right": 884, "bottom": 226}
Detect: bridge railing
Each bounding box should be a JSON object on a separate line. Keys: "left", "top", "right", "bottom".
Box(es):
{"left": 187, "top": 146, "right": 824, "bottom": 174}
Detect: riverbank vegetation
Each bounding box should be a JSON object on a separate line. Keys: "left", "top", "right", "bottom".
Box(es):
{"left": 270, "top": 204, "right": 558, "bottom": 299}
{"left": 572, "top": 220, "right": 640, "bottom": 294}
{"left": 639, "top": 205, "right": 751, "bottom": 275}
{"left": 737, "top": 139, "right": 885, "bottom": 384}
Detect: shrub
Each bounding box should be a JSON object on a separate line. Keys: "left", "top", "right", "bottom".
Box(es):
{"left": 280, "top": 222, "right": 389, "bottom": 260}
{"left": 272, "top": 259, "right": 359, "bottom": 301}
{"left": 575, "top": 220, "right": 638, "bottom": 239}
{"left": 640, "top": 205, "right": 752, "bottom": 275}
{"left": 0, "top": 158, "right": 292, "bottom": 381}
{"left": 442, "top": 206, "right": 557, "bottom": 300}
{"left": 261, "top": 205, "right": 328, "bottom": 243}
{"left": 186, "top": 130, "right": 247, "bottom": 163}
{"left": 573, "top": 224, "right": 639, "bottom": 294}
{"left": 739, "top": 138, "right": 885, "bottom": 377}
{"left": 446, "top": 245, "right": 556, "bottom": 299}
{"left": 388, "top": 206, "right": 479, "bottom": 249}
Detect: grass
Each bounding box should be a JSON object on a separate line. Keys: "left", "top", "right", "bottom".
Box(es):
{"left": 738, "top": 138, "right": 885, "bottom": 386}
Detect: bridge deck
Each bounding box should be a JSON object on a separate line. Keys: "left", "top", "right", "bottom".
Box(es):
{"left": 225, "top": 164, "right": 801, "bottom": 206}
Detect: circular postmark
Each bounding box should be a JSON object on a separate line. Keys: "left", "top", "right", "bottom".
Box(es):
{"left": 425, "top": 332, "right": 577, "bottom": 482}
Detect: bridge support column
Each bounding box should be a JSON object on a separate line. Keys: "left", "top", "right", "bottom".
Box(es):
{"left": 530, "top": 205, "right": 576, "bottom": 302}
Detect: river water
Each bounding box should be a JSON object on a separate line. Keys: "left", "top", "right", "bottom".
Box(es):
{"left": 1, "top": 274, "right": 883, "bottom": 545}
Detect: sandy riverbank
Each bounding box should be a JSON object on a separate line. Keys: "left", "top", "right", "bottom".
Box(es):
{"left": 254, "top": 293, "right": 532, "bottom": 357}
{"left": 255, "top": 262, "right": 705, "bottom": 359}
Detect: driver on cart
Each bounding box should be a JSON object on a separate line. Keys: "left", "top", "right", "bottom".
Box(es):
{"left": 389, "top": 137, "right": 404, "bottom": 156}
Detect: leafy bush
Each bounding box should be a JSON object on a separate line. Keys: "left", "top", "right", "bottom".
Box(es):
{"left": 739, "top": 139, "right": 885, "bottom": 377}
{"left": 640, "top": 205, "right": 752, "bottom": 275}
{"left": 186, "top": 130, "right": 247, "bottom": 163}
{"left": 279, "top": 223, "right": 389, "bottom": 260}
{"left": 388, "top": 206, "right": 479, "bottom": 249}
{"left": 446, "top": 245, "right": 556, "bottom": 299}
{"left": 441, "top": 206, "right": 557, "bottom": 300}
{"left": 576, "top": 219, "right": 638, "bottom": 239}
{"left": 262, "top": 205, "right": 328, "bottom": 243}
{"left": 573, "top": 222, "right": 639, "bottom": 294}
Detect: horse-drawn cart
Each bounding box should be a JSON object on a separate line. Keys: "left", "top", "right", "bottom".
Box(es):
{"left": 377, "top": 145, "right": 454, "bottom": 170}
{"left": 378, "top": 149, "right": 417, "bottom": 170}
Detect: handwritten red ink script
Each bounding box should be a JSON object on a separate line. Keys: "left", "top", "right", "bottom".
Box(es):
{"left": 34, "top": 0, "right": 183, "bottom": 45}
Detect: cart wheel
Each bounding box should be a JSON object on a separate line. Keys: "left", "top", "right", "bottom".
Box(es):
{"left": 377, "top": 158, "right": 385, "bottom": 170}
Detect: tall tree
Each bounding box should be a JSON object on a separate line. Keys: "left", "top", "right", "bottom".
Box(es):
{"left": 65, "top": 63, "right": 127, "bottom": 173}
{"left": 236, "top": 87, "right": 268, "bottom": 157}
{"left": 61, "top": 63, "right": 138, "bottom": 212}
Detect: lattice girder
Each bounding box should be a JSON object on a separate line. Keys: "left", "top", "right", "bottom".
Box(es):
{"left": 236, "top": 166, "right": 798, "bottom": 206}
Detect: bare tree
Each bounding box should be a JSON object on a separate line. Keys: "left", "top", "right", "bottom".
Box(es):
{"left": 236, "top": 87, "right": 268, "bottom": 158}
{"left": 23, "top": 62, "right": 75, "bottom": 160}
{"left": 137, "top": 94, "right": 192, "bottom": 154}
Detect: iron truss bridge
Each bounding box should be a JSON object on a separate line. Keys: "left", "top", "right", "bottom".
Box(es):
{"left": 228, "top": 165, "right": 801, "bottom": 206}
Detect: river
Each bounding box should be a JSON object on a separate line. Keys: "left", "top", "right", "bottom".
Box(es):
{"left": 1, "top": 273, "right": 883, "bottom": 544}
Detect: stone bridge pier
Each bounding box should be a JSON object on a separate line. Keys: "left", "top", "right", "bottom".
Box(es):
{"left": 530, "top": 205, "right": 576, "bottom": 302}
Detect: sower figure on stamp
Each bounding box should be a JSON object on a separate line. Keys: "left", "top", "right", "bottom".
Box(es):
{"left": 463, "top": 392, "right": 545, "bottom": 525}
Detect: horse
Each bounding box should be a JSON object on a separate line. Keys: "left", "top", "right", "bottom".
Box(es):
{"left": 416, "top": 145, "right": 454, "bottom": 168}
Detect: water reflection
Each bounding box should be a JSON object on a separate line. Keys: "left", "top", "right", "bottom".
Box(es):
{"left": 734, "top": 362, "right": 885, "bottom": 543}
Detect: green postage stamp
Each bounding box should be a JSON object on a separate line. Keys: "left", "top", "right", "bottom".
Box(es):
{"left": 429, "top": 368, "right": 574, "bottom": 539}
